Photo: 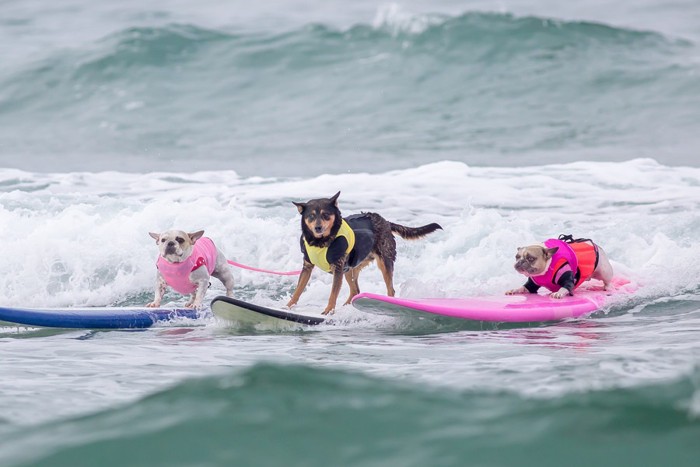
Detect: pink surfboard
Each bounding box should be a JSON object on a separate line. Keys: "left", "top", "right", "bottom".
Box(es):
{"left": 351, "top": 278, "right": 633, "bottom": 323}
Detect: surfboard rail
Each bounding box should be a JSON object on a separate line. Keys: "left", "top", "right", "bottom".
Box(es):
{"left": 210, "top": 296, "right": 325, "bottom": 326}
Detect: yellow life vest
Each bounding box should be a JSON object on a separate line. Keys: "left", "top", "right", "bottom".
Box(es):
{"left": 303, "top": 219, "right": 355, "bottom": 273}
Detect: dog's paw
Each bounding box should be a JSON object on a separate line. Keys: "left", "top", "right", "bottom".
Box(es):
{"left": 146, "top": 301, "right": 160, "bottom": 308}
{"left": 550, "top": 290, "right": 568, "bottom": 299}
{"left": 505, "top": 287, "right": 527, "bottom": 295}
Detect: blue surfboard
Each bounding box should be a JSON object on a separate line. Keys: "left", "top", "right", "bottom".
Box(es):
{"left": 0, "top": 305, "right": 201, "bottom": 329}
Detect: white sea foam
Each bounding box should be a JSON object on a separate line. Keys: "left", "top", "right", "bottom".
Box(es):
{"left": 371, "top": 3, "right": 444, "bottom": 35}
{"left": 0, "top": 158, "right": 698, "bottom": 308}
{"left": 1, "top": 159, "right": 699, "bottom": 428}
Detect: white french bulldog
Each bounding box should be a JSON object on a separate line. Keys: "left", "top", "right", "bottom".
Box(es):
{"left": 147, "top": 230, "right": 234, "bottom": 309}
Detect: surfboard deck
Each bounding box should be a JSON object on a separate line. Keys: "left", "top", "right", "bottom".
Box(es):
{"left": 0, "top": 305, "right": 200, "bottom": 329}
{"left": 210, "top": 296, "right": 325, "bottom": 327}
{"left": 352, "top": 279, "right": 633, "bottom": 323}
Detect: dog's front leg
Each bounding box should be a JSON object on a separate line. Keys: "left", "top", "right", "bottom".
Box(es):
{"left": 188, "top": 267, "right": 210, "bottom": 309}
{"left": 187, "top": 280, "right": 209, "bottom": 309}
{"left": 550, "top": 287, "right": 571, "bottom": 299}
{"left": 323, "top": 257, "right": 346, "bottom": 315}
{"left": 287, "top": 261, "right": 314, "bottom": 308}
{"left": 505, "top": 286, "right": 529, "bottom": 295}
{"left": 146, "top": 274, "right": 168, "bottom": 307}
{"left": 213, "top": 252, "right": 235, "bottom": 297}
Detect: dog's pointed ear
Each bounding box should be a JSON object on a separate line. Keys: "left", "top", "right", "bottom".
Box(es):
{"left": 149, "top": 232, "right": 160, "bottom": 243}
{"left": 188, "top": 230, "right": 205, "bottom": 243}
{"left": 544, "top": 247, "right": 559, "bottom": 259}
{"left": 330, "top": 191, "right": 340, "bottom": 206}
{"left": 292, "top": 201, "right": 306, "bottom": 214}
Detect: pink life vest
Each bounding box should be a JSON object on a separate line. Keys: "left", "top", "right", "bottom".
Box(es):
{"left": 530, "top": 238, "right": 579, "bottom": 292}
{"left": 156, "top": 237, "right": 218, "bottom": 294}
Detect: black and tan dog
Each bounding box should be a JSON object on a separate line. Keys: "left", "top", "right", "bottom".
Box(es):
{"left": 286, "top": 191, "right": 442, "bottom": 314}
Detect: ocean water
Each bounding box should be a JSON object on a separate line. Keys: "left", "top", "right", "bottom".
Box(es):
{"left": 1, "top": 1, "right": 700, "bottom": 466}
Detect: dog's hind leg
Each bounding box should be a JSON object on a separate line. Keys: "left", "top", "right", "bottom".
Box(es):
{"left": 344, "top": 271, "right": 359, "bottom": 305}
{"left": 592, "top": 246, "right": 614, "bottom": 290}
{"left": 376, "top": 256, "right": 396, "bottom": 297}
{"left": 213, "top": 267, "right": 235, "bottom": 297}
{"left": 343, "top": 257, "right": 374, "bottom": 305}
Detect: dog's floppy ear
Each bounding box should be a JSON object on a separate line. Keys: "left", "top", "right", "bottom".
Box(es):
{"left": 292, "top": 201, "right": 306, "bottom": 214}
{"left": 188, "top": 230, "right": 205, "bottom": 243}
{"left": 149, "top": 232, "right": 161, "bottom": 243}
{"left": 544, "top": 247, "right": 559, "bottom": 259}
{"left": 330, "top": 191, "right": 340, "bottom": 206}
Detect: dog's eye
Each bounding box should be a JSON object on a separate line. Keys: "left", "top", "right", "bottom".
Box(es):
{"left": 321, "top": 213, "right": 331, "bottom": 221}
{"left": 526, "top": 256, "right": 535, "bottom": 263}
{"left": 307, "top": 214, "right": 316, "bottom": 222}
{"left": 160, "top": 239, "right": 167, "bottom": 243}
{"left": 176, "top": 237, "right": 185, "bottom": 244}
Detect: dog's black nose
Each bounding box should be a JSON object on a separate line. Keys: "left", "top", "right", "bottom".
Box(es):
{"left": 314, "top": 226, "right": 323, "bottom": 233}
{"left": 167, "top": 241, "right": 176, "bottom": 247}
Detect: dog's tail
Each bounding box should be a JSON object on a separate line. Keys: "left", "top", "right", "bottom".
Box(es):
{"left": 390, "top": 222, "right": 442, "bottom": 240}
